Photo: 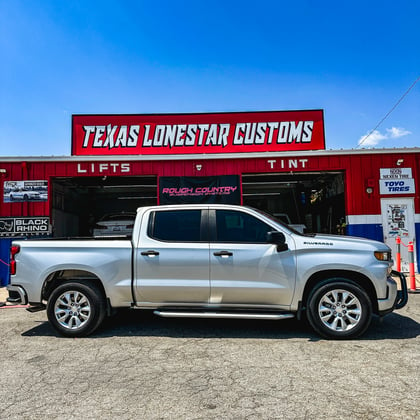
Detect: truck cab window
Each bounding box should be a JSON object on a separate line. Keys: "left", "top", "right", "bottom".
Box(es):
{"left": 149, "top": 210, "right": 202, "bottom": 242}
{"left": 215, "top": 210, "right": 272, "bottom": 243}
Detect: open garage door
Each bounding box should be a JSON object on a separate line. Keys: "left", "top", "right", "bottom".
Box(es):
{"left": 242, "top": 172, "right": 345, "bottom": 234}
{"left": 51, "top": 176, "right": 157, "bottom": 237}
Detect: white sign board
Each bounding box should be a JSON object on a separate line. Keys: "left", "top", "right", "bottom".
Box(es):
{"left": 380, "top": 168, "right": 412, "bottom": 179}
{"left": 379, "top": 179, "right": 415, "bottom": 195}
{"left": 381, "top": 198, "right": 416, "bottom": 272}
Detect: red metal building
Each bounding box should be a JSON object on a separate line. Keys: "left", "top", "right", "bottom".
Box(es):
{"left": 0, "top": 111, "right": 419, "bottom": 283}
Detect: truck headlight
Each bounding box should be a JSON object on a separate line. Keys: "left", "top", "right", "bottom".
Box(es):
{"left": 374, "top": 251, "right": 391, "bottom": 261}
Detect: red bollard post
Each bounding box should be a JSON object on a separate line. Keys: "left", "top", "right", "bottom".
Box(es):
{"left": 395, "top": 236, "right": 401, "bottom": 272}
{"left": 408, "top": 242, "right": 418, "bottom": 292}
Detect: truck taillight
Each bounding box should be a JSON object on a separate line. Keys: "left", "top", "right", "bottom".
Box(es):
{"left": 10, "top": 245, "right": 20, "bottom": 275}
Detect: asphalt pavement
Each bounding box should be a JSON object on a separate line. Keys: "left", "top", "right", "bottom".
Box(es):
{"left": 0, "top": 287, "right": 419, "bottom": 419}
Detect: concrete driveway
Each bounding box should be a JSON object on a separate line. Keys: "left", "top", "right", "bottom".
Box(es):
{"left": 0, "top": 289, "right": 419, "bottom": 419}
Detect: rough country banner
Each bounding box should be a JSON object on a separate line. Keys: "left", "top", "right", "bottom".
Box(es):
{"left": 72, "top": 110, "right": 325, "bottom": 156}
{"left": 159, "top": 176, "right": 241, "bottom": 205}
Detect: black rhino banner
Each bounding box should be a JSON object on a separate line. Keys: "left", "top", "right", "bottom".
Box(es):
{"left": 159, "top": 175, "right": 241, "bottom": 205}
{"left": 0, "top": 217, "right": 51, "bottom": 237}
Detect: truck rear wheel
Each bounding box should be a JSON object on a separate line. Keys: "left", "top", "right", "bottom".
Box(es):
{"left": 47, "top": 282, "right": 106, "bottom": 337}
{"left": 307, "top": 280, "right": 372, "bottom": 339}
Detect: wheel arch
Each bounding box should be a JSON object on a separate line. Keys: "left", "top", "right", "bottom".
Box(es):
{"left": 42, "top": 269, "right": 107, "bottom": 303}
{"left": 302, "top": 270, "right": 378, "bottom": 314}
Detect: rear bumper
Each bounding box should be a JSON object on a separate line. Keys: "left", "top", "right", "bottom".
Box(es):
{"left": 6, "top": 285, "right": 28, "bottom": 305}
{"left": 377, "top": 270, "right": 408, "bottom": 316}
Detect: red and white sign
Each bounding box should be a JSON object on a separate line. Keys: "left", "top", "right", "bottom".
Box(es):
{"left": 72, "top": 110, "right": 325, "bottom": 156}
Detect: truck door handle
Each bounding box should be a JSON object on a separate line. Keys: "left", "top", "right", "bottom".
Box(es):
{"left": 141, "top": 250, "right": 160, "bottom": 257}
{"left": 213, "top": 251, "right": 233, "bottom": 257}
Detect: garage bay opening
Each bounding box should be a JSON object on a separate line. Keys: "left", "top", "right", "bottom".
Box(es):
{"left": 51, "top": 176, "right": 157, "bottom": 237}
{"left": 242, "top": 172, "right": 345, "bottom": 234}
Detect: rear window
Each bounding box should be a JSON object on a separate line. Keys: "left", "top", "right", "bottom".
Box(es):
{"left": 149, "top": 210, "right": 202, "bottom": 242}
{"left": 101, "top": 214, "right": 136, "bottom": 222}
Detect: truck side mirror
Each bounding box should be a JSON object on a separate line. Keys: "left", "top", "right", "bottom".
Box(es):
{"left": 266, "top": 231, "right": 288, "bottom": 252}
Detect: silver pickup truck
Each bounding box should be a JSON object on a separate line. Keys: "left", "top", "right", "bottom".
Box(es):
{"left": 7, "top": 204, "right": 407, "bottom": 339}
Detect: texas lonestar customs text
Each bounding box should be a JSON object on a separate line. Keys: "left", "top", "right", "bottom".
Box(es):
{"left": 72, "top": 111, "right": 325, "bottom": 156}
{"left": 81, "top": 121, "right": 315, "bottom": 149}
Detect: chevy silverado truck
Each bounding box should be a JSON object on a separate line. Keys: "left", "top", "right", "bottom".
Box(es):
{"left": 7, "top": 204, "right": 408, "bottom": 339}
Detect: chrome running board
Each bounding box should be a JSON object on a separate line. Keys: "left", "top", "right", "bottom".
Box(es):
{"left": 153, "top": 310, "right": 295, "bottom": 320}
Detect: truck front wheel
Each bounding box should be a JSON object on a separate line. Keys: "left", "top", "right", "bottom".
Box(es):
{"left": 307, "top": 280, "right": 372, "bottom": 339}
{"left": 47, "top": 282, "right": 106, "bottom": 337}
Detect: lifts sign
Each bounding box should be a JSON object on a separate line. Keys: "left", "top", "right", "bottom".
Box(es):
{"left": 72, "top": 111, "right": 325, "bottom": 156}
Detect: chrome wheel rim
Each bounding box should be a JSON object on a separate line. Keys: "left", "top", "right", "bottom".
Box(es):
{"left": 54, "top": 291, "right": 92, "bottom": 330}
{"left": 318, "top": 289, "right": 362, "bottom": 332}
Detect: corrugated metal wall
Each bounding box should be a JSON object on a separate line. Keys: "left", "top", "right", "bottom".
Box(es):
{"left": 1, "top": 152, "right": 419, "bottom": 217}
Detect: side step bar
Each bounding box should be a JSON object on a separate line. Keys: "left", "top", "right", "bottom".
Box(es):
{"left": 153, "top": 310, "right": 295, "bottom": 320}
{"left": 26, "top": 303, "right": 47, "bottom": 313}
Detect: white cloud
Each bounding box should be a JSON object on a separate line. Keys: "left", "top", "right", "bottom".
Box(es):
{"left": 358, "top": 130, "right": 387, "bottom": 147}
{"left": 358, "top": 126, "right": 411, "bottom": 147}
{"left": 386, "top": 127, "right": 412, "bottom": 138}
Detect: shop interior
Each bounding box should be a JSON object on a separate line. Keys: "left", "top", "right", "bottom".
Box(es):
{"left": 51, "top": 171, "right": 345, "bottom": 237}
{"left": 51, "top": 176, "right": 157, "bottom": 237}
{"left": 242, "top": 172, "right": 345, "bottom": 234}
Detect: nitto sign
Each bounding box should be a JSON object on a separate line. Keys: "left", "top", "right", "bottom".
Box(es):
{"left": 72, "top": 110, "right": 325, "bottom": 156}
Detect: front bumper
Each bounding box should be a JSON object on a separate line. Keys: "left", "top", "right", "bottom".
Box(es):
{"left": 392, "top": 270, "right": 408, "bottom": 309}
{"left": 377, "top": 270, "right": 408, "bottom": 316}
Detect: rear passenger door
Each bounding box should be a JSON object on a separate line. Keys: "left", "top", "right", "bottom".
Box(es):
{"left": 209, "top": 209, "right": 296, "bottom": 307}
{"left": 134, "top": 208, "right": 210, "bottom": 305}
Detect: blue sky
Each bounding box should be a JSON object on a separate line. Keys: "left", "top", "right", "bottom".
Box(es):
{"left": 0, "top": 0, "right": 419, "bottom": 156}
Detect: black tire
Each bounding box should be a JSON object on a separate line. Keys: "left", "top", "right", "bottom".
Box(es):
{"left": 47, "top": 281, "right": 106, "bottom": 337}
{"left": 306, "top": 279, "right": 372, "bottom": 339}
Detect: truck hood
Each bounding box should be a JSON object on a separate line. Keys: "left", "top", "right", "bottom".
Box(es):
{"left": 294, "top": 233, "right": 390, "bottom": 252}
